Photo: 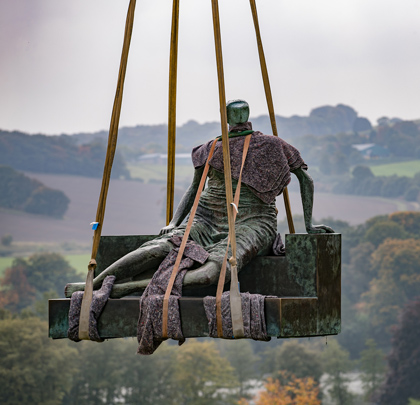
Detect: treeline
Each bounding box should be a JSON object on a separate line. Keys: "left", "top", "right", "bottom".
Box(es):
{"left": 0, "top": 131, "right": 130, "bottom": 179}
{"left": 2, "top": 105, "right": 418, "bottom": 183}
{"left": 278, "top": 212, "right": 420, "bottom": 403}
{"left": 66, "top": 104, "right": 370, "bottom": 157}
{"left": 0, "top": 317, "right": 330, "bottom": 405}
{"left": 333, "top": 165, "right": 420, "bottom": 201}
{"left": 1, "top": 212, "right": 420, "bottom": 404}
{"left": 293, "top": 118, "right": 420, "bottom": 176}
{"left": 0, "top": 165, "right": 70, "bottom": 218}
{"left": 370, "top": 119, "right": 420, "bottom": 158}
{"left": 336, "top": 211, "right": 420, "bottom": 354}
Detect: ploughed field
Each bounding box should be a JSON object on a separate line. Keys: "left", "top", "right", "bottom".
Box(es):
{"left": 0, "top": 172, "right": 418, "bottom": 244}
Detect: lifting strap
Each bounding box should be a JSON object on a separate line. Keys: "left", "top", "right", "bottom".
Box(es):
{"left": 78, "top": 0, "right": 295, "bottom": 341}
{"left": 78, "top": 0, "right": 137, "bottom": 340}
{"left": 161, "top": 139, "right": 218, "bottom": 339}
{"left": 249, "top": 0, "right": 295, "bottom": 234}
{"left": 166, "top": 0, "right": 180, "bottom": 225}
{"left": 161, "top": 134, "right": 250, "bottom": 339}
{"left": 211, "top": 0, "right": 245, "bottom": 338}
{"left": 216, "top": 134, "right": 251, "bottom": 337}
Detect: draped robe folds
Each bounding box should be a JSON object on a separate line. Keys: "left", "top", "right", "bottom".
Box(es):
{"left": 143, "top": 122, "right": 307, "bottom": 272}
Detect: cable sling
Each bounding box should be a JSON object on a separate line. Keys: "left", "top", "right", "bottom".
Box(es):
{"left": 161, "top": 139, "right": 218, "bottom": 338}
{"left": 166, "top": 0, "right": 180, "bottom": 225}
{"left": 211, "top": 0, "right": 245, "bottom": 338}
{"left": 76, "top": 0, "right": 296, "bottom": 342}
{"left": 249, "top": 0, "right": 295, "bottom": 234}
{"left": 215, "top": 134, "right": 251, "bottom": 337}
{"left": 78, "top": 0, "right": 137, "bottom": 340}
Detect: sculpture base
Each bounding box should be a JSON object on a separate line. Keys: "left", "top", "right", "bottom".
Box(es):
{"left": 49, "top": 233, "right": 341, "bottom": 339}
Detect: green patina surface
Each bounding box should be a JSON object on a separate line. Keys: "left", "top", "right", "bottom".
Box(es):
{"left": 280, "top": 298, "right": 318, "bottom": 337}
{"left": 95, "top": 235, "right": 156, "bottom": 277}
{"left": 286, "top": 234, "right": 317, "bottom": 297}
{"left": 50, "top": 233, "right": 341, "bottom": 339}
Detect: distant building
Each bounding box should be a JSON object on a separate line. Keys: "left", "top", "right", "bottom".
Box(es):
{"left": 352, "top": 143, "right": 390, "bottom": 159}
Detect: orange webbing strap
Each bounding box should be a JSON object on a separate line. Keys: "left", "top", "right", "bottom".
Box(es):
{"left": 216, "top": 134, "right": 251, "bottom": 338}
{"left": 78, "top": 0, "right": 137, "bottom": 341}
{"left": 211, "top": 0, "right": 244, "bottom": 338}
{"left": 166, "top": 0, "right": 180, "bottom": 225}
{"left": 249, "top": 0, "right": 295, "bottom": 234}
{"left": 161, "top": 139, "right": 218, "bottom": 339}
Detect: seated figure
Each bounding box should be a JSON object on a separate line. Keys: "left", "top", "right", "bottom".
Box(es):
{"left": 65, "top": 100, "right": 333, "bottom": 298}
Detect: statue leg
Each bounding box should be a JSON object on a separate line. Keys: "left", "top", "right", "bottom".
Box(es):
{"left": 183, "top": 261, "right": 221, "bottom": 286}
{"left": 64, "top": 240, "right": 172, "bottom": 297}
{"left": 106, "top": 260, "right": 221, "bottom": 298}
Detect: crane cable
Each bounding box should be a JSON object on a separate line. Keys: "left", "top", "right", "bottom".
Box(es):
{"left": 249, "top": 0, "right": 295, "bottom": 234}
{"left": 165, "top": 0, "right": 295, "bottom": 232}
{"left": 211, "top": 0, "right": 245, "bottom": 338}
{"left": 166, "top": 0, "right": 180, "bottom": 225}
{"left": 77, "top": 0, "right": 295, "bottom": 341}
{"left": 78, "top": 0, "right": 137, "bottom": 340}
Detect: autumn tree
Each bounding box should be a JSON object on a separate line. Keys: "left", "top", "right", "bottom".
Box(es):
{"left": 253, "top": 374, "right": 320, "bottom": 405}
{"left": 388, "top": 211, "right": 420, "bottom": 238}
{"left": 379, "top": 298, "right": 420, "bottom": 405}
{"left": 0, "top": 259, "right": 36, "bottom": 312}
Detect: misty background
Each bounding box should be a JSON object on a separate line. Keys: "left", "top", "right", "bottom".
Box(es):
{"left": 1, "top": 1, "right": 420, "bottom": 404}
{"left": 1, "top": 0, "right": 420, "bottom": 135}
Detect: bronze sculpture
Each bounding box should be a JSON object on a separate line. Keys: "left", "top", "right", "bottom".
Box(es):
{"left": 65, "top": 100, "right": 333, "bottom": 299}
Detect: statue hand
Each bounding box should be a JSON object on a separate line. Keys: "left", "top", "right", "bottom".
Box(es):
{"left": 159, "top": 224, "right": 176, "bottom": 235}
{"left": 306, "top": 224, "right": 335, "bottom": 234}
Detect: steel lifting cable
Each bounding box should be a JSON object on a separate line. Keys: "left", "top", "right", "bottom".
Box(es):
{"left": 249, "top": 0, "right": 295, "bottom": 234}
{"left": 78, "top": 0, "right": 137, "bottom": 340}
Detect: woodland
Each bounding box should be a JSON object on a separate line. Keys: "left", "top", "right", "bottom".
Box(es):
{"left": 1, "top": 211, "right": 419, "bottom": 404}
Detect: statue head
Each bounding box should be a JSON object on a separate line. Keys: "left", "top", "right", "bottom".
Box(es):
{"left": 226, "top": 99, "right": 249, "bottom": 126}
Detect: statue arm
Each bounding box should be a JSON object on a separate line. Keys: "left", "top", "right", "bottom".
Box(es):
{"left": 159, "top": 166, "right": 205, "bottom": 234}
{"left": 291, "top": 167, "right": 334, "bottom": 234}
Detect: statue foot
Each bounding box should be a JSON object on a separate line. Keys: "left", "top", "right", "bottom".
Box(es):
{"left": 65, "top": 282, "right": 85, "bottom": 298}
{"left": 109, "top": 279, "right": 150, "bottom": 298}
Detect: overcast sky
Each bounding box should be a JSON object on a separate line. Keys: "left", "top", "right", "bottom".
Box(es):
{"left": 1, "top": 0, "right": 420, "bottom": 135}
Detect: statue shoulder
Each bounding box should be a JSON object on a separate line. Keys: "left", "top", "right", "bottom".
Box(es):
{"left": 191, "top": 139, "right": 214, "bottom": 169}
{"left": 251, "top": 132, "right": 295, "bottom": 149}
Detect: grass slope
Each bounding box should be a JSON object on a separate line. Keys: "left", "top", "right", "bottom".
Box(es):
{"left": 0, "top": 257, "right": 14, "bottom": 278}
{"left": 370, "top": 160, "right": 420, "bottom": 178}
{"left": 0, "top": 254, "right": 90, "bottom": 278}
{"left": 128, "top": 163, "right": 193, "bottom": 184}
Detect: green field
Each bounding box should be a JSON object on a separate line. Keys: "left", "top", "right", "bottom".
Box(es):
{"left": 0, "top": 253, "right": 90, "bottom": 278}
{"left": 64, "top": 254, "right": 91, "bottom": 275}
{"left": 0, "top": 257, "right": 14, "bottom": 277}
{"left": 370, "top": 160, "right": 420, "bottom": 178}
{"left": 128, "top": 163, "right": 194, "bottom": 183}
